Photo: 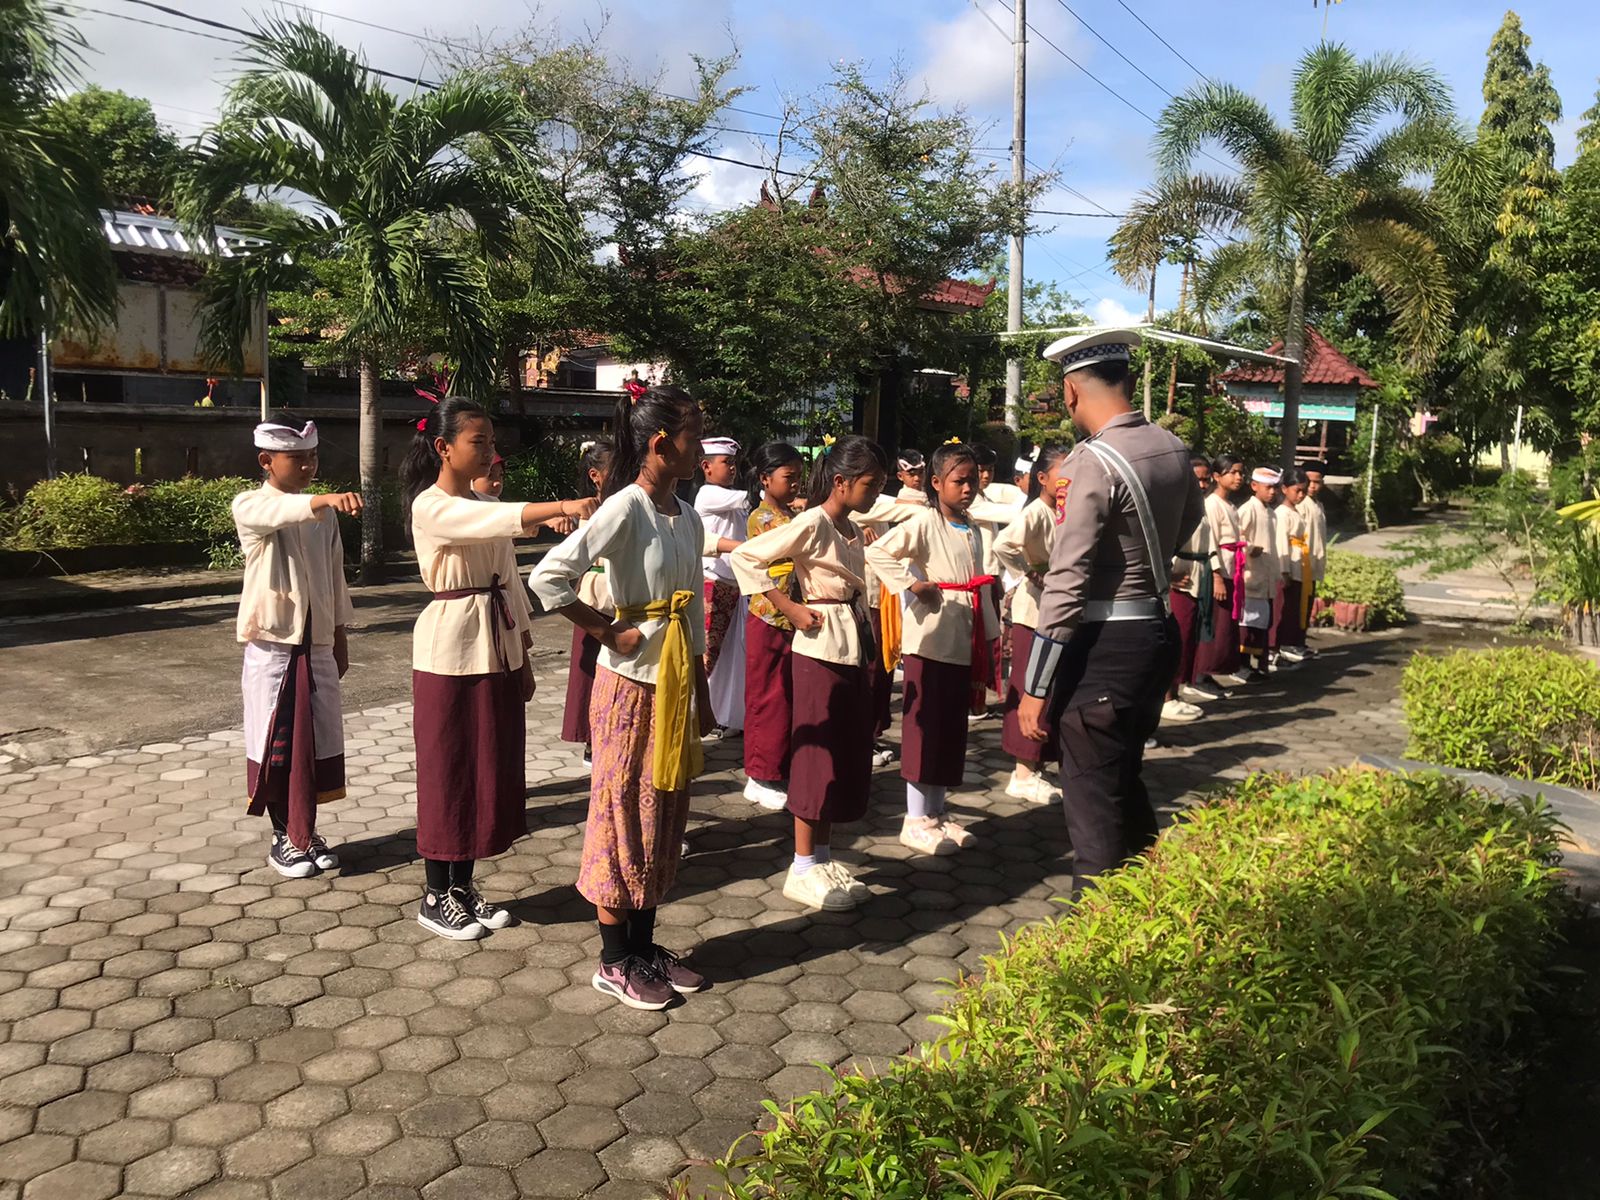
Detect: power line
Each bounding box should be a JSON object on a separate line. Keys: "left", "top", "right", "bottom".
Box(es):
{"left": 67, "top": 2, "right": 246, "bottom": 46}
{"left": 1112, "top": 0, "right": 1210, "bottom": 82}
{"left": 988, "top": 0, "right": 1157, "bottom": 124}
{"left": 1050, "top": 0, "right": 1173, "bottom": 100}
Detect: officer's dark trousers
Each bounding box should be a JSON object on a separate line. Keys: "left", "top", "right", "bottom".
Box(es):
{"left": 1050, "top": 615, "right": 1179, "bottom": 895}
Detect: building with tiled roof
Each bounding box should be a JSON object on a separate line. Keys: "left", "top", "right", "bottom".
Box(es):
{"left": 1217, "top": 327, "right": 1378, "bottom": 389}
{"left": 1216, "top": 326, "right": 1378, "bottom": 463}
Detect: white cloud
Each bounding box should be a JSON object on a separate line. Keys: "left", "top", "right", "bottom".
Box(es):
{"left": 915, "top": 7, "right": 1019, "bottom": 109}
{"left": 1091, "top": 296, "right": 1145, "bottom": 327}
{"left": 684, "top": 150, "right": 766, "bottom": 214}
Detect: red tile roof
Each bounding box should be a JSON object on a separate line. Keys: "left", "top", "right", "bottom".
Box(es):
{"left": 1217, "top": 327, "right": 1378, "bottom": 388}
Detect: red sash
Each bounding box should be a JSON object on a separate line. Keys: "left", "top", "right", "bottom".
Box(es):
{"left": 936, "top": 574, "right": 998, "bottom": 709}
{"left": 1218, "top": 542, "right": 1247, "bottom": 621}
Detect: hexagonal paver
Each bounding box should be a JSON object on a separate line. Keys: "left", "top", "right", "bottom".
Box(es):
{"left": 173, "top": 1101, "right": 262, "bottom": 1147}
{"left": 364, "top": 1136, "right": 459, "bottom": 1187}
{"left": 618, "top": 1091, "right": 700, "bottom": 1136}
{"left": 314, "top": 1112, "right": 400, "bottom": 1157}
{"left": 125, "top": 1145, "right": 220, "bottom": 1196}
{"left": 453, "top": 1119, "right": 544, "bottom": 1167}
{"left": 267, "top": 1155, "right": 365, "bottom": 1200}
{"left": 422, "top": 1164, "right": 518, "bottom": 1200}
{"left": 538, "top": 1104, "right": 624, "bottom": 1152}
{"left": 20, "top": 1160, "right": 122, "bottom": 1200}
{"left": 511, "top": 1149, "right": 606, "bottom": 1197}
{"left": 221, "top": 1129, "right": 312, "bottom": 1177}
{"left": 399, "top": 1097, "right": 484, "bottom": 1140}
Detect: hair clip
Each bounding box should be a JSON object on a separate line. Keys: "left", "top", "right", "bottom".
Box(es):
{"left": 943, "top": 436, "right": 962, "bottom": 445}
{"left": 821, "top": 434, "right": 836, "bottom": 447}
{"left": 415, "top": 418, "right": 428, "bottom": 432}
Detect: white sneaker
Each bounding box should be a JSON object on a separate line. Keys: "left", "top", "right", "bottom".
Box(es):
{"left": 1144, "top": 737, "right": 1159, "bottom": 750}
{"left": 1161, "top": 699, "right": 1203, "bottom": 723}
{"left": 1211, "top": 672, "right": 1251, "bottom": 688}
{"left": 1279, "top": 645, "right": 1309, "bottom": 662}
{"left": 937, "top": 817, "right": 976, "bottom": 848}
{"left": 822, "top": 860, "right": 870, "bottom": 902}
{"left": 899, "top": 815, "right": 956, "bottom": 856}
{"left": 782, "top": 864, "right": 856, "bottom": 911}
{"left": 1266, "top": 655, "right": 1300, "bottom": 673}
{"left": 1004, "top": 771, "right": 1059, "bottom": 804}
{"left": 967, "top": 708, "right": 990, "bottom": 724}
{"left": 871, "top": 742, "right": 897, "bottom": 767}
{"left": 307, "top": 834, "right": 340, "bottom": 872}
{"left": 744, "top": 778, "right": 789, "bottom": 810}
{"left": 1180, "top": 681, "right": 1226, "bottom": 702}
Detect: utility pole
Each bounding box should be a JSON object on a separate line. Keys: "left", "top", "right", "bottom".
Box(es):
{"left": 39, "top": 327, "right": 57, "bottom": 480}
{"left": 1142, "top": 269, "right": 1156, "bottom": 420}
{"left": 1004, "top": 0, "right": 1025, "bottom": 432}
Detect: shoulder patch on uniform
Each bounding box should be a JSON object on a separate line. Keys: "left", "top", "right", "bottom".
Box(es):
{"left": 1053, "top": 479, "right": 1071, "bottom": 525}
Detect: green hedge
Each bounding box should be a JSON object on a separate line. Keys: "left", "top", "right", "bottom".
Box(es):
{"left": 1315, "top": 549, "right": 1408, "bottom": 629}
{"left": 1403, "top": 646, "right": 1600, "bottom": 790}
{"left": 714, "top": 770, "right": 1561, "bottom": 1198}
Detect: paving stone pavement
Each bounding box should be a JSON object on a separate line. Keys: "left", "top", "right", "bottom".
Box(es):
{"left": 0, "top": 625, "right": 1422, "bottom": 1200}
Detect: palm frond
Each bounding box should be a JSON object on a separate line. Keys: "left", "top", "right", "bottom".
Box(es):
{"left": 1293, "top": 43, "right": 1452, "bottom": 168}
{"left": 1189, "top": 239, "right": 1274, "bottom": 330}
{"left": 1156, "top": 82, "right": 1291, "bottom": 177}
{"left": 1338, "top": 218, "right": 1454, "bottom": 365}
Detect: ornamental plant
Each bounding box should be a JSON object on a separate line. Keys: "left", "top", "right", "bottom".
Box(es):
{"left": 1403, "top": 645, "right": 1600, "bottom": 789}
{"left": 1313, "top": 549, "right": 1408, "bottom": 630}
{"left": 712, "top": 769, "right": 1562, "bottom": 1199}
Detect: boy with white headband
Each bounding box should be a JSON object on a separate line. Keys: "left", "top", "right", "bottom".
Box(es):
{"left": 232, "top": 421, "right": 362, "bottom": 878}
{"left": 694, "top": 436, "right": 748, "bottom": 738}
{"left": 1235, "top": 466, "right": 1282, "bottom": 677}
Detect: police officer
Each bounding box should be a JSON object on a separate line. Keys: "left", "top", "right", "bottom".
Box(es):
{"left": 1015, "top": 329, "right": 1204, "bottom": 896}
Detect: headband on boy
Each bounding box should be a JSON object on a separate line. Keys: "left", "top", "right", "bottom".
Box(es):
{"left": 1251, "top": 467, "right": 1282, "bottom": 485}
{"left": 1014, "top": 457, "right": 1034, "bottom": 475}
{"left": 254, "top": 421, "right": 318, "bottom": 452}
{"left": 701, "top": 437, "right": 740, "bottom": 458}
{"left": 896, "top": 456, "right": 920, "bottom": 472}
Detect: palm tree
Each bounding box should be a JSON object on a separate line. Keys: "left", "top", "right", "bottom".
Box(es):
{"left": 1109, "top": 174, "right": 1247, "bottom": 414}
{"left": 1155, "top": 43, "right": 1463, "bottom": 466}
{"left": 0, "top": 0, "right": 117, "bottom": 339}
{"left": 179, "top": 19, "right": 579, "bottom": 576}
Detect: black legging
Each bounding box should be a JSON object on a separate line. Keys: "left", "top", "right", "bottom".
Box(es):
{"left": 424, "top": 860, "right": 474, "bottom": 891}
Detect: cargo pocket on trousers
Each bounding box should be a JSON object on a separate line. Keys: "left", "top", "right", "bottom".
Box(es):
{"left": 1058, "top": 699, "right": 1123, "bottom": 778}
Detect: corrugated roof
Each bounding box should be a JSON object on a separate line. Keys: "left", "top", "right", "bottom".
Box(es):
{"left": 1218, "top": 327, "right": 1378, "bottom": 388}
{"left": 101, "top": 209, "right": 266, "bottom": 259}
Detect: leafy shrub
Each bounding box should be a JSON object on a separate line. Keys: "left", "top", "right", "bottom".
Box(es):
{"left": 1403, "top": 646, "right": 1600, "bottom": 789}
{"left": 714, "top": 770, "right": 1561, "bottom": 1198}
{"left": 503, "top": 440, "right": 582, "bottom": 503}
{"left": 5, "top": 474, "right": 139, "bottom": 549}
{"left": 1412, "top": 430, "right": 1471, "bottom": 502}
{"left": 1314, "top": 549, "right": 1408, "bottom": 629}
{"left": 1159, "top": 396, "right": 1278, "bottom": 466}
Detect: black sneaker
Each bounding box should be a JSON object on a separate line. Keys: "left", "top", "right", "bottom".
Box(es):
{"left": 268, "top": 834, "right": 317, "bottom": 878}
{"left": 460, "top": 886, "right": 511, "bottom": 929}
{"left": 417, "top": 888, "right": 485, "bottom": 940}
{"left": 307, "top": 833, "right": 339, "bottom": 872}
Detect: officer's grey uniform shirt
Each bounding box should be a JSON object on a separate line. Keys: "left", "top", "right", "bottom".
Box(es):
{"left": 1035, "top": 411, "right": 1205, "bottom": 646}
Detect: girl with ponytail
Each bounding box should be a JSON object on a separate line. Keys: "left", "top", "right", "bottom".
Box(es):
{"left": 405, "top": 397, "right": 597, "bottom": 942}
{"left": 731, "top": 436, "right": 889, "bottom": 911}
{"left": 529, "top": 385, "right": 713, "bottom": 1011}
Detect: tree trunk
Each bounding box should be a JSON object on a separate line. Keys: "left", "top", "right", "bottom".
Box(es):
{"left": 506, "top": 349, "right": 526, "bottom": 418}
{"left": 358, "top": 356, "right": 384, "bottom": 584}
{"left": 1165, "top": 259, "right": 1192, "bottom": 417}
{"left": 1280, "top": 252, "right": 1310, "bottom": 470}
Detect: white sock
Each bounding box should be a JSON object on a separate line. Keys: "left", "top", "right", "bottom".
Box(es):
{"left": 792, "top": 853, "right": 817, "bottom": 875}
{"left": 907, "top": 782, "right": 946, "bottom": 819}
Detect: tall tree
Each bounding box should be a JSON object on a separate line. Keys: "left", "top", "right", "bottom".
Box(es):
{"left": 1437, "top": 11, "right": 1563, "bottom": 464}
{"left": 179, "top": 19, "right": 580, "bottom": 576}
{"left": 0, "top": 0, "right": 117, "bottom": 339}
{"left": 45, "top": 87, "right": 182, "bottom": 206}
{"left": 1156, "top": 43, "right": 1461, "bottom": 466}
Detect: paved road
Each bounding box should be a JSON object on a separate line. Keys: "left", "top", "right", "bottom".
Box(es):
{"left": 3, "top": 623, "right": 1537, "bottom": 1199}
{"left": 0, "top": 585, "right": 574, "bottom": 766}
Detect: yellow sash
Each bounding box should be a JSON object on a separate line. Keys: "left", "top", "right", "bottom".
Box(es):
{"left": 1289, "top": 535, "right": 1312, "bottom": 627}
{"left": 615, "top": 591, "right": 704, "bottom": 792}
{"left": 878, "top": 584, "right": 903, "bottom": 673}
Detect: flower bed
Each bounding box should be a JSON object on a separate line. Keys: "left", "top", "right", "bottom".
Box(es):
{"left": 714, "top": 770, "right": 1561, "bottom": 1198}
{"left": 1312, "top": 549, "right": 1408, "bottom": 630}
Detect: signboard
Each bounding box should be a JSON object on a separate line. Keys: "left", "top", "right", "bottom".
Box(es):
{"left": 1225, "top": 383, "right": 1358, "bottom": 423}
{"left": 52, "top": 282, "right": 265, "bottom": 377}
{"left": 1240, "top": 398, "right": 1358, "bottom": 422}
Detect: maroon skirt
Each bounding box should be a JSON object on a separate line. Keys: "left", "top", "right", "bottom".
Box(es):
{"left": 1272, "top": 580, "right": 1305, "bottom": 650}
{"left": 786, "top": 654, "right": 872, "bottom": 823}
{"left": 868, "top": 605, "right": 893, "bottom": 739}
{"left": 561, "top": 623, "right": 601, "bottom": 745}
{"left": 743, "top": 613, "right": 794, "bottom": 783}
{"left": 413, "top": 669, "right": 526, "bottom": 861}
{"left": 1195, "top": 576, "right": 1241, "bottom": 677}
{"left": 901, "top": 654, "right": 970, "bottom": 787}
{"left": 1170, "top": 590, "right": 1202, "bottom": 688}
{"left": 1000, "top": 626, "right": 1060, "bottom": 764}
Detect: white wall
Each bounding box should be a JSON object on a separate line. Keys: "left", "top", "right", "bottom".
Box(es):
{"left": 594, "top": 357, "right": 668, "bottom": 392}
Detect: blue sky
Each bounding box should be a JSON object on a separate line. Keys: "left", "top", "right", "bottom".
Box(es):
{"left": 66, "top": 0, "right": 1600, "bottom": 327}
